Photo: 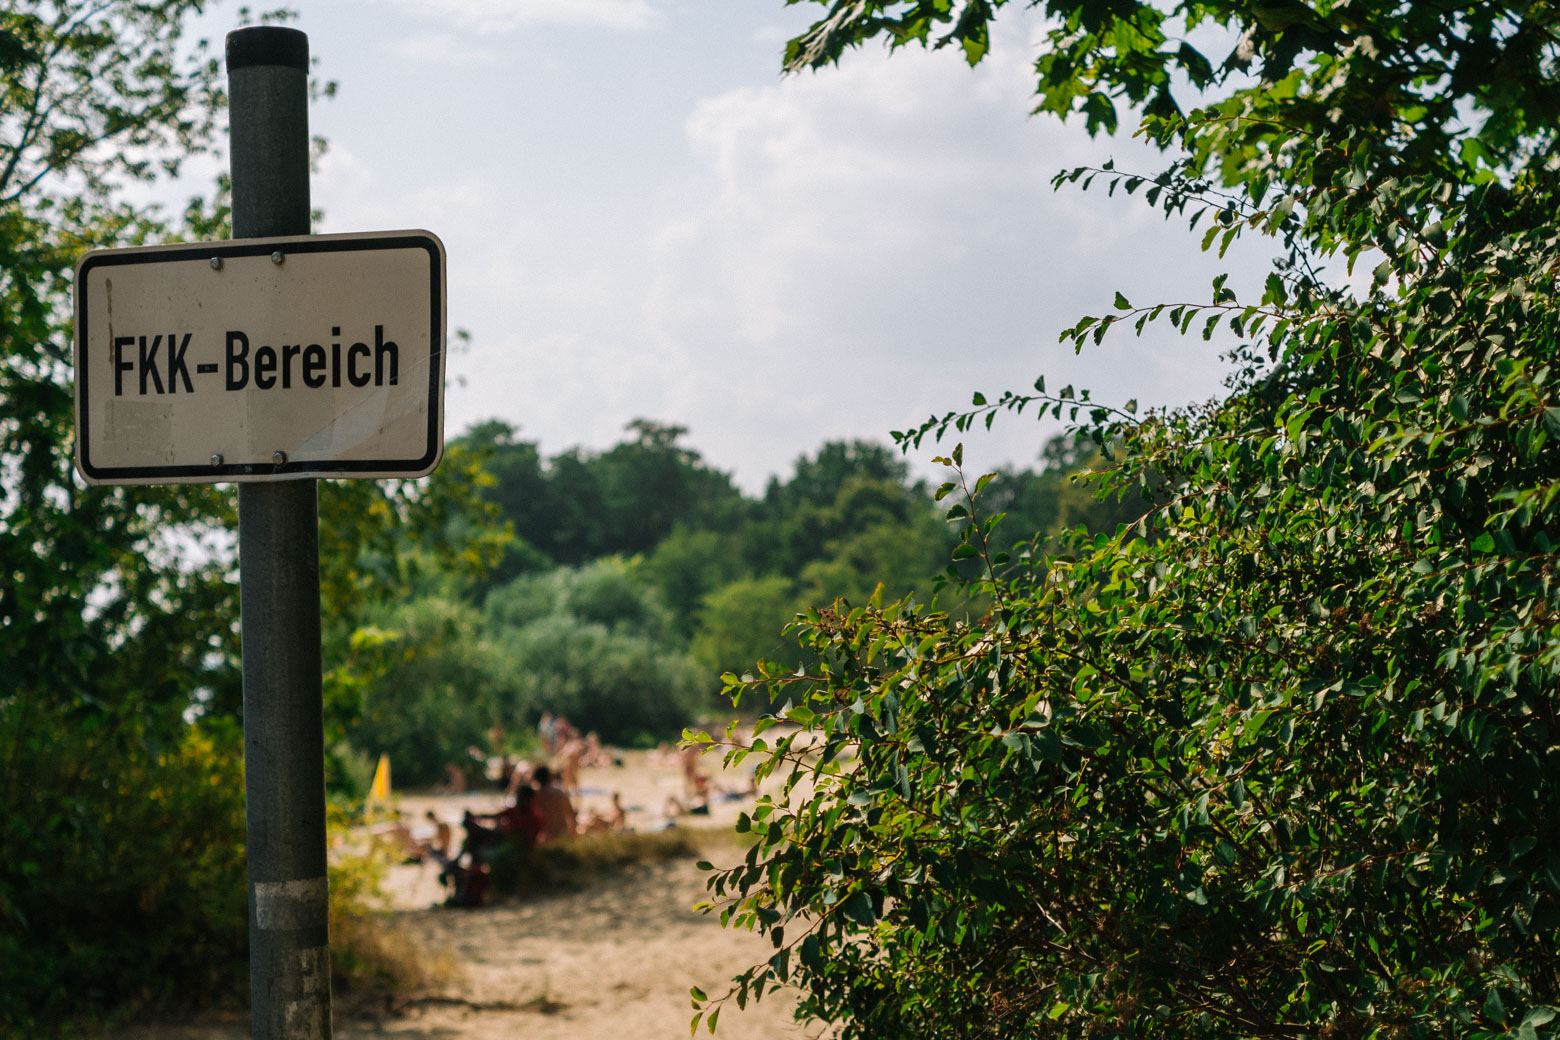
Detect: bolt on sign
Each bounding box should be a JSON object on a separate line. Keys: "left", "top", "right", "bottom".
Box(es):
{"left": 73, "top": 230, "right": 446, "bottom": 485}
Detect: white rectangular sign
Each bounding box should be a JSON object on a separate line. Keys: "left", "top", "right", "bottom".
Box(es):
{"left": 74, "top": 230, "right": 445, "bottom": 485}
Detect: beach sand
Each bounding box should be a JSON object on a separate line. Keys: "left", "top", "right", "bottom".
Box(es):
{"left": 112, "top": 743, "right": 817, "bottom": 1040}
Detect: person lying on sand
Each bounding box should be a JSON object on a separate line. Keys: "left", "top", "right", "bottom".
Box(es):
{"left": 377, "top": 812, "right": 430, "bottom": 864}
{"left": 662, "top": 794, "right": 711, "bottom": 822}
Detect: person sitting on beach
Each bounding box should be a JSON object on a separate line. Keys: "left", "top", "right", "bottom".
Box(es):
{"left": 503, "top": 758, "right": 535, "bottom": 799}
{"left": 533, "top": 765, "right": 576, "bottom": 843}
{"left": 680, "top": 740, "right": 709, "bottom": 799}
{"left": 461, "top": 785, "right": 543, "bottom": 857}
{"left": 382, "top": 812, "right": 429, "bottom": 863}
{"left": 499, "top": 785, "right": 544, "bottom": 848}
{"left": 581, "top": 731, "right": 618, "bottom": 768}
{"left": 432, "top": 761, "right": 467, "bottom": 795}
{"left": 422, "top": 810, "right": 453, "bottom": 863}
{"left": 444, "top": 860, "right": 490, "bottom": 908}
{"left": 557, "top": 735, "right": 584, "bottom": 796}
{"left": 582, "top": 791, "right": 627, "bottom": 834}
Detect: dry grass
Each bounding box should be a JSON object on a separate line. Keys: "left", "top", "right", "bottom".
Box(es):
{"left": 485, "top": 826, "right": 710, "bottom": 897}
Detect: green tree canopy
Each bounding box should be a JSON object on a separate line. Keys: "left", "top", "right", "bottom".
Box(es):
{"left": 783, "top": 0, "right": 1560, "bottom": 186}
{"left": 483, "top": 559, "right": 704, "bottom": 742}
{"left": 464, "top": 418, "right": 747, "bottom": 570}
{"left": 1, "top": 3, "right": 241, "bottom": 1026}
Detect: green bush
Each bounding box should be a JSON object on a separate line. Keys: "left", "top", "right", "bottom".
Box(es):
{"left": 481, "top": 561, "right": 706, "bottom": 741}
{"left": 349, "top": 597, "right": 511, "bottom": 788}
{"left": 698, "top": 2, "right": 1560, "bottom": 1036}
{"left": 0, "top": 720, "right": 248, "bottom": 1031}
{"left": 500, "top": 615, "right": 704, "bottom": 743}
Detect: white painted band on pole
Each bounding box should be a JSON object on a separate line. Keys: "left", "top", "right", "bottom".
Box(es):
{"left": 255, "top": 877, "right": 329, "bottom": 931}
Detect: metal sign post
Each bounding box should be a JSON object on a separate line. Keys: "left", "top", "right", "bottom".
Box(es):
{"left": 228, "top": 27, "right": 330, "bottom": 1040}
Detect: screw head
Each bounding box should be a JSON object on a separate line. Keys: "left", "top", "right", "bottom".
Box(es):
{"left": 210, "top": 256, "right": 223, "bottom": 270}
{"left": 210, "top": 453, "right": 223, "bottom": 467}
{"left": 272, "top": 450, "right": 287, "bottom": 465}
{"left": 270, "top": 251, "right": 284, "bottom": 264}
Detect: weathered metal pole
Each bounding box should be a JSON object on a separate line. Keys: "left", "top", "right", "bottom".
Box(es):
{"left": 226, "top": 26, "right": 331, "bottom": 1040}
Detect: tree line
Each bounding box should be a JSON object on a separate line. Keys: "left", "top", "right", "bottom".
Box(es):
{"left": 341, "top": 416, "right": 1125, "bottom": 790}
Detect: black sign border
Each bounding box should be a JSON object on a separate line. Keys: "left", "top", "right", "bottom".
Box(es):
{"left": 74, "top": 232, "right": 444, "bottom": 484}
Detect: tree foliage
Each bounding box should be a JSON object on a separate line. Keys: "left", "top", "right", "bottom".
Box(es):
{"left": 782, "top": 0, "right": 1560, "bottom": 185}
{"left": 0, "top": 4, "right": 243, "bottom": 1028}
{"left": 0, "top": 1, "right": 503, "bottom": 1026}
{"left": 696, "top": 3, "right": 1560, "bottom": 1038}
{"left": 482, "top": 558, "right": 705, "bottom": 746}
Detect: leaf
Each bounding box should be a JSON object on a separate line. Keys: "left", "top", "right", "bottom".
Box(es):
{"left": 1486, "top": 987, "right": 1508, "bottom": 1026}
{"left": 1521, "top": 1007, "right": 1557, "bottom": 1029}
{"left": 841, "top": 891, "right": 876, "bottom": 925}
{"left": 1114, "top": 290, "right": 1132, "bottom": 310}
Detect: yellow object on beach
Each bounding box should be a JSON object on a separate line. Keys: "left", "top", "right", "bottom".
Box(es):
{"left": 368, "top": 753, "right": 391, "bottom": 801}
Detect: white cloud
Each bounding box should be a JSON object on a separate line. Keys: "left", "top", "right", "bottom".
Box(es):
{"left": 633, "top": 10, "right": 1261, "bottom": 487}
{"left": 392, "top": 32, "right": 497, "bottom": 65}
{"left": 363, "top": 0, "right": 661, "bottom": 33}
{"left": 284, "top": 2, "right": 1272, "bottom": 491}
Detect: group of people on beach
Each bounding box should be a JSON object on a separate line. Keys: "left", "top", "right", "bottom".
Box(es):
{"left": 413, "top": 763, "right": 579, "bottom": 908}
{"left": 422, "top": 716, "right": 632, "bottom": 907}
{"left": 379, "top": 716, "right": 763, "bottom": 907}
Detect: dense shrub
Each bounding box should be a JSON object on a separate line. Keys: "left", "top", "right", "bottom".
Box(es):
{"left": 348, "top": 597, "right": 511, "bottom": 788}
{"left": 499, "top": 615, "right": 704, "bottom": 743}
{"left": 697, "top": 1, "right": 1560, "bottom": 1037}
{"left": 0, "top": 721, "right": 248, "bottom": 1030}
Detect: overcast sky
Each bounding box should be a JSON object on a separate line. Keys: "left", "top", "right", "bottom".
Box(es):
{"left": 183, "top": 0, "right": 1274, "bottom": 492}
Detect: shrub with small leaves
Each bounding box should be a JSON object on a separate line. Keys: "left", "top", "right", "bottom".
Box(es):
{"left": 698, "top": 2, "right": 1560, "bottom": 1036}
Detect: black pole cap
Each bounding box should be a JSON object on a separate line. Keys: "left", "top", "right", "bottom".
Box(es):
{"left": 226, "top": 26, "right": 308, "bottom": 72}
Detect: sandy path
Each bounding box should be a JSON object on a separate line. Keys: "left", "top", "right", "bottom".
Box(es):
{"left": 350, "top": 746, "right": 812, "bottom": 1038}
{"left": 114, "top": 745, "right": 818, "bottom": 1040}
{"left": 343, "top": 857, "right": 810, "bottom": 1039}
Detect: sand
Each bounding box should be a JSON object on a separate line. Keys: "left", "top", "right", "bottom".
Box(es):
{"left": 112, "top": 744, "right": 820, "bottom": 1040}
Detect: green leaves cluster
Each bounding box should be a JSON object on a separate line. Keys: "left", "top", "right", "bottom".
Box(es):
{"left": 0, "top": 6, "right": 242, "bottom": 1027}
{"left": 694, "top": 2, "right": 1560, "bottom": 1037}
{"left": 783, "top": 0, "right": 1560, "bottom": 187}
